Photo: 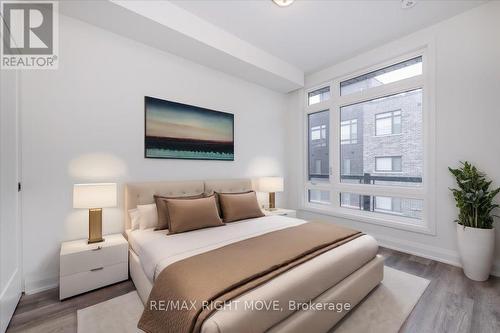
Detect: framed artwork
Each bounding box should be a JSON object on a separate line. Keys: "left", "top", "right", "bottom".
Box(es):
{"left": 144, "top": 96, "right": 234, "bottom": 160}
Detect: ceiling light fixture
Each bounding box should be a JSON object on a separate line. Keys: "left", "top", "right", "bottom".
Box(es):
{"left": 272, "top": 0, "right": 295, "bottom": 8}
{"left": 401, "top": 0, "right": 417, "bottom": 9}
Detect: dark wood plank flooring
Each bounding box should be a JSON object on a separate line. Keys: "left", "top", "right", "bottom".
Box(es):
{"left": 6, "top": 247, "right": 500, "bottom": 333}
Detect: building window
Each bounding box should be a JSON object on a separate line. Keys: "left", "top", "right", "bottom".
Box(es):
{"left": 308, "top": 110, "right": 329, "bottom": 181}
{"left": 375, "top": 156, "right": 402, "bottom": 172}
{"left": 308, "top": 87, "right": 330, "bottom": 106}
{"left": 375, "top": 110, "right": 402, "bottom": 136}
{"left": 311, "top": 124, "right": 327, "bottom": 145}
{"left": 304, "top": 50, "right": 432, "bottom": 233}
{"left": 309, "top": 189, "right": 330, "bottom": 205}
{"left": 341, "top": 119, "right": 357, "bottom": 144}
{"left": 343, "top": 159, "right": 351, "bottom": 175}
{"left": 374, "top": 196, "right": 402, "bottom": 213}
{"left": 315, "top": 160, "right": 322, "bottom": 174}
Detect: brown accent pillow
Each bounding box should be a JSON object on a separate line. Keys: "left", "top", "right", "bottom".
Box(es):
{"left": 154, "top": 193, "right": 203, "bottom": 230}
{"left": 217, "top": 191, "right": 264, "bottom": 223}
{"left": 166, "top": 195, "right": 224, "bottom": 235}
{"left": 213, "top": 190, "right": 253, "bottom": 217}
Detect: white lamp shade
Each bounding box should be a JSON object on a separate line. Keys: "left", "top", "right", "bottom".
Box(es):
{"left": 257, "top": 177, "right": 284, "bottom": 193}
{"left": 73, "top": 183, "right": 117, "bottom": 208}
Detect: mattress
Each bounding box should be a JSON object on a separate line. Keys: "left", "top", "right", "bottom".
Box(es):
{"left": 128, "top": 216, "right": 379, "bottom": 333}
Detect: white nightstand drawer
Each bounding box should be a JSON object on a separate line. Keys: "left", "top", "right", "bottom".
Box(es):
{"left": 59, "top": 261, "right": 128, "bottom": 300}
{"left": 60, "top": 242, "right": 127, "bottom": 276}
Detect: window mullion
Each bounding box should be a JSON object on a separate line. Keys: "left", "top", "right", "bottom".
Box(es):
{"left": 305, "top": 100, "right": 330, "bottom": 114}
{"left": 331, "top": 81, "right": 341, "bottom": 209}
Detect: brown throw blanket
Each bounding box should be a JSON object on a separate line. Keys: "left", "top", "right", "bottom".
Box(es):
{"left": 138, "top": 222, "right": 362, "bottom": 333}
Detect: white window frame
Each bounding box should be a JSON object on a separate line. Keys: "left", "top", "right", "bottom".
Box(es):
{"left": 302, "top": 46, "right": 436, "bottom": 235}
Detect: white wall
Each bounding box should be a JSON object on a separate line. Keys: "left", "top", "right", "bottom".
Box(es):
{"left": 20, "top": 15, "right": 288, "bottom": 293}
{"left": 287, "top": 1, "right": 500, "bottom": 275}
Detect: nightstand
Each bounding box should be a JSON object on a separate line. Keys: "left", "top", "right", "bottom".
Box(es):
{"left": 263, "top": 208, "right": 297, "bottom": 218}
{"left": 59, "top": 233, "right": 128, "bottom": 300}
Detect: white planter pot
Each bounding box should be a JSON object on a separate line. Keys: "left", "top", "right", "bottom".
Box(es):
{"left": 456, "top": 224, "right": 495, "bottom": 281}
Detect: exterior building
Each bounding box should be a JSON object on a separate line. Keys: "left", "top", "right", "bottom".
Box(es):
{"left": 340, "top": 89, "right": 424, "bottom": 218}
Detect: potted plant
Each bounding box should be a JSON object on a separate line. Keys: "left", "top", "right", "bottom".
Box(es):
{"left": 449, "top": 161, "right": 499, "bottom": 281}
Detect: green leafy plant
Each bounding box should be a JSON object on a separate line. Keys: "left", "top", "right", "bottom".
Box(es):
{"left": 449, "top": 161, "right": 500, "bottom": 229}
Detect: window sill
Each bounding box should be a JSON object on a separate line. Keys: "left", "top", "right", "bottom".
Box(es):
{"left": 301, "top": 204, "right": 435, "bottom": 235}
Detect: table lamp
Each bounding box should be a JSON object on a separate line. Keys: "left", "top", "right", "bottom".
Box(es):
{"left": 73, "top": 183, "right": 117, "bottom": 244}
{"left": 257, "top": 177, "right": 284, "bottom": 211}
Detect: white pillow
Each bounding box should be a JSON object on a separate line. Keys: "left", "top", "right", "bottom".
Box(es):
{"left": 137, "top": 204, "right": 158, "bottom": 230}
{"left": 128, "top": 208, "right": 141, "bottom": 230}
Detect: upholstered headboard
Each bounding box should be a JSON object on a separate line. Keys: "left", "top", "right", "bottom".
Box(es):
{"left": 124, "top": 178, "right": 254, "bottom": 229}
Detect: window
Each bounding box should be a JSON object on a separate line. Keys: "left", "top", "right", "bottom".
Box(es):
{"left": 304, "top": 51, "right": 433, "bottom": 234}
{"left": 340, "top": 192, "right": 359, "bottom": 209}
{"left": 375, "top": 196, "right": 393, "bottom": 211}
{"left": 340, "top": 193, "right": 422, "bottom": 220}
{"left": 375, "top": 156, "right": 402, "bottom": 172}
{"left": 340, "top": 57, "right": 422, "bottom": 96}
{"left": 375, "top": 110, "right": 401, "bottom": 136}
{"left": 341, "top": 119, "right": 357, "bottom": 144}
{"left": 315, "top": 160, "right": 322, "bottom": 174}
{"left": 375, "top": 196, "right": 402, "bottom": 213}
{"left": 343, "top": 159, "right": 351, "bottom": 175}
{"left": 309, "top": 189, "right": 330, "bottom": 205}
{"left": 308, "top": 110, "right": 329, "bottom": 181}
{"left": 308, "top": 87, "right": 330, "bottom": 105}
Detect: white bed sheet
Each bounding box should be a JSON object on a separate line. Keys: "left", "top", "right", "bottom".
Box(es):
{"left": 128, "top": 215, "right": 309, "bottom": 282}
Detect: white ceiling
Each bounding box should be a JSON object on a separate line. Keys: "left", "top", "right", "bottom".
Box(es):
{"left": 172, "top": 0, "right": 485, "bottom": 74}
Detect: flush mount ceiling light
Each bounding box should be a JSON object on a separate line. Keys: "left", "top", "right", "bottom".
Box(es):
{"left": 272, "top": 0, "right": 295, "bottom": 7}
{"left": 401, "top": 0, "right": 417, "bottom": 9}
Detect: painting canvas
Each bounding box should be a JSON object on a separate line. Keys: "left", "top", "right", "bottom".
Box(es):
{"left": 145, "top": 96, "right": 234, "bottom": 160}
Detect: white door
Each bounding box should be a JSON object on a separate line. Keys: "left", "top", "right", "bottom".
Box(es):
{"left": 0, "top": 68, "right": 23, "bottom": 332}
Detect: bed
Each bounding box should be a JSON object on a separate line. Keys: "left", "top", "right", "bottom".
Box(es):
{"left": 124, "top": 179, "right": 383, "bottom": 333}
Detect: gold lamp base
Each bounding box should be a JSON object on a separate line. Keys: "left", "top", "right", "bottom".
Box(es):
{"left": 267, "top": 192, "right": 277, "bottom": 211}
{"left": 88, "top": 208, "right": 104, "bottom": 244}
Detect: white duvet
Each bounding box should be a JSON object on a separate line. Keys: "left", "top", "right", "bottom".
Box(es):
{"left": 128, "top": 215, "right": 307, "bottom": 282}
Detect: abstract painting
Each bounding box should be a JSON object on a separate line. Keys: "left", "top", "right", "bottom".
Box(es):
{"left": 145, "top": 96, "right": 234, "bottom": 160}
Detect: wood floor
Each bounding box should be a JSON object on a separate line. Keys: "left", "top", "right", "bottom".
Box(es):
{"left": 6, "top": 247, "right": 500, "bottom": 333}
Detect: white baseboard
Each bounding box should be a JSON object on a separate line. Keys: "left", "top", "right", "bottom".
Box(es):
{"left": 24, "top": 276, "right": 58, "bottom": 295}
{"left": 298, "top": 209, "right": 500, "bottom": 278}
{"left": 374, "top": 233, "right": 461, "bottom": 266}
{"left": 0, "top": 269, "right": 21, "bottom": 333}
{"left": 373, "top": 232, "right": 500, "bottom": 278}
